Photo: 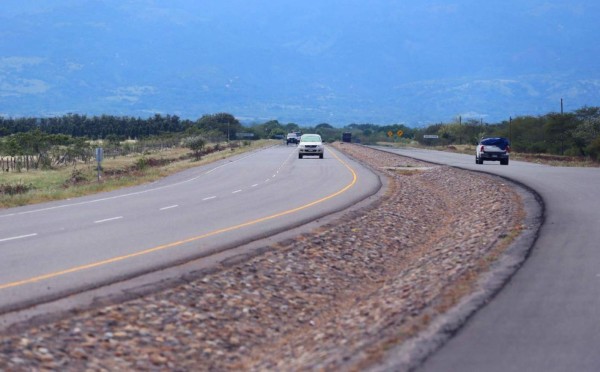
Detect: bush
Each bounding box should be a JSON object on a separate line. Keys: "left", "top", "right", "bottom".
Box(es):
{"left": 182, "top": 136, "right": 206, "bottom": 160}
{"left": 135, "top": 157, "right": 149, "bottom": 170}
{"left": 587, "top": 138, "right": 600, "bottom": 162}
{"left": 0, "top": 181, "right": 35, "bottom": 195}
{"left": 64, "top": 168, "right": 88, "bottom": 186}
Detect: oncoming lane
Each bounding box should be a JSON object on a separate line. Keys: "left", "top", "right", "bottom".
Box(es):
{"left": 371, "top": 146, "right": 600, "bottom": 372}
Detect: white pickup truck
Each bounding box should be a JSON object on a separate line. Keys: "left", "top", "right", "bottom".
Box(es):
{"left": 476, "top": 137, "right": 511, "bottom": 165}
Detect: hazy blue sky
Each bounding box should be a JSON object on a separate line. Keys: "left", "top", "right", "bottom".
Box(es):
{"left": 1, "top": 0, "right": 599, "bottom": 125}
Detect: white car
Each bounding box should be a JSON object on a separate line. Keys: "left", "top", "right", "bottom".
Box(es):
{"left": 476, "top": 137, "right": 510, "bottom": 165}
{"left": 298, "top": 134, "right": 324, "bottom": 159}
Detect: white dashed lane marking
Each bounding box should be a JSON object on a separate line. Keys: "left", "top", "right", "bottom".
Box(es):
{"left": 159, "top": 205, "right": 179, "bottom": 211}
{"left": 0, "top": 233, "right": 38, "bottom": 243}
{"left": 94, "top": 216, "right": 124, "bottom": 224}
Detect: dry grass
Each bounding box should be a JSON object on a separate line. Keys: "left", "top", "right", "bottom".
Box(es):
{"left": 0, "top": 140, "right": 276, "bottom": 209}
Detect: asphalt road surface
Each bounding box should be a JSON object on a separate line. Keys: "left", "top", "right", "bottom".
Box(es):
{"left": 373, "top": 146, "right": 600, "bottom": 372}
{"left": 0, "top": 144, "right": 380, "bottom": 313}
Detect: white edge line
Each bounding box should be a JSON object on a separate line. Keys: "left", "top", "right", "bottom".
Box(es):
{"left": 251, "top": 184, "right": 259, "bottom": 187}
{"left": 0, "top": 233, "right": 38, "bottom": 243}
{"left": 94, "top": 216, "right": 124, "bottom": 224}
{"left": 202, "top": 196, "right": 217, "bottom": 201}
{"left": 159, "top": 205, "right": 179, "bottom": 211}
{"left": 232, "top": 190, "right": 242, "bottom": 194}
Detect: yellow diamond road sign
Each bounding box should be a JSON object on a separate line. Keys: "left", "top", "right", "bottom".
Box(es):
{"left": 397, "top": 130, "right": 404, "bottom": 137}
{"left": 387, "top": 131, "right": 393, "bottom": 137}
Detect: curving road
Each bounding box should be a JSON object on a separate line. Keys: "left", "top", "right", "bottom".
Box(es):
{"left": 372, "top": 146, "right": 600, "bottom": 372}
{"left": 0, "top": 144, "right": 380, "bottom": 314}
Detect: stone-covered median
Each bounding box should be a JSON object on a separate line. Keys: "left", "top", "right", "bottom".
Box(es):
{"left": 0, "top": 143, "right": 525, "bottom": 371}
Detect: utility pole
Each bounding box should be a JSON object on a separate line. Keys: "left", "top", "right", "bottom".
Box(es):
{"left": 509, "top": 116, "right": 512, "bottom": 144}
{"left": 458, "top": 115, "right": 462, "bottom": 144}
{"left": 560, "top": 98, "right": 565, "bottom": 154}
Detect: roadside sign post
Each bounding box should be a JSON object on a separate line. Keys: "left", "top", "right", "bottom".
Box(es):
{"left": 423, "top": 134, "right": 439, "bottom": 146}
{"left": 95, "top": 147, "right": 103, "bottom": 182}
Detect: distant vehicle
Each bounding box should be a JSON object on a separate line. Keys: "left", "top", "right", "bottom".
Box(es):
{"left": 342, "top": 132, "right": 352, "bottom": 143}
{"left": 298, "top": 134, "right": 324, "bottom": 159}
{"left": 476, "top": 137, "right": 510, "bottom": 165}
{"left": 286, "top": 132, "right": 300, "bottom": 145}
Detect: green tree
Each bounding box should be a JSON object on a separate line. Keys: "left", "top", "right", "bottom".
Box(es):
{"left": 183, "top": 136, "right": 206, "bottom": 160}
{"left": 254, "top": 120, "right": 285, "bottom": 139}
{"left": 196, "top": 113, "right": 242, "bottom": 140}
{"left": 284, "top": 123, "right": 301, "bottom": 133}
{"left": 504, "top": 116, "right": 545, "bottom": 153}
{"left": 544, "top": 113, "right": 578, "bottom": 155}
{"left": 572, "top": 117, "right": 600, "bottom": 157}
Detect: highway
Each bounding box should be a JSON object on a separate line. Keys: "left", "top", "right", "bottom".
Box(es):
{"left": 373, "top": 146, "right": 600, "bottom": 372}
{"left": 0, "top": 144, "right": 381, "bottom": 313}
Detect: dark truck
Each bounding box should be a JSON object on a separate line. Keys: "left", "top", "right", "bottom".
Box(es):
{"left": 342, "top": 132, "right": 352, "bottom": 143}
{"left": 286, "top": 132, "right": 301, "bottom": 145}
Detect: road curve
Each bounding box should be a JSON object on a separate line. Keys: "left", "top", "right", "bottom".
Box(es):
{"left": 0, "top": 144, "right": 381, "bottom": 313}
{"left": 372, "top": 146, "right": 600, "bottom": 372}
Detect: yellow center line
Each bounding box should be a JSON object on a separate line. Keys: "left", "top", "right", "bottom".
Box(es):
{"left": 0, "top": 147, "right": 357, "bottom": 291}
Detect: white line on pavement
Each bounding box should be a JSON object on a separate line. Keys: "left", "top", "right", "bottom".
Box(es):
{"left": 159, "top": 205, "right": 179, "bottom": 211}
{"left": 0, "top": 233, "right": 38, "bottom": 243}
{"left": 94, "top": 216, "right": 124, "bottom": 224}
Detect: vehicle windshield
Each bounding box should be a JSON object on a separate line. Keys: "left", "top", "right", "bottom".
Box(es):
{"left": 481, "top": 137, "right": 509, "bottom": 149}
{"left": 300, "top": 135, "right": 321, "bottom": 143}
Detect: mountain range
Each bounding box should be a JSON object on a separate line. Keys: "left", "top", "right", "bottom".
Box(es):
{"left": 1, "top": 0, "right": 599, "bottom": 126}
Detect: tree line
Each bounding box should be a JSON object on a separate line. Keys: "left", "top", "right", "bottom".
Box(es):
{"left": 0, "top": 113, "right": 245, "bottom": 171}
{"left": 2, "top": 106, "right": 600, "bottom": 167}
{"left": 249, "top": 106, "right": 600, "bottom": 162}
{"left": 0, "top": 112, "right": 243, "bottom": 141}
{"left": 408, "top": 106, "right": 600, "bottom": 160}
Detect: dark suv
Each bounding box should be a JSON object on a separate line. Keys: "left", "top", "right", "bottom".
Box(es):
{"left": 286, "top": 132, "right": 300, "bottom": 145}
{"left": 476, "top": 137, "right": 510, "bottom": 165}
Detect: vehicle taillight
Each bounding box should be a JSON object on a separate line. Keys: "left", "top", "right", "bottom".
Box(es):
{"left": 507, "top": 145, "right": 511, "bottom": 153}
{"left": 480, "top": 145, "right": 484, "bottom": 152}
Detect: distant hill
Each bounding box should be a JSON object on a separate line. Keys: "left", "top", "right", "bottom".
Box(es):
{"left": 1, "top": 0, "right": 599, "bottom": 126}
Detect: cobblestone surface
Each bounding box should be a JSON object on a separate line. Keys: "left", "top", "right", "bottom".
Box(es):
{"left": 0, "top": 144, "right": 524, "bottom": 371}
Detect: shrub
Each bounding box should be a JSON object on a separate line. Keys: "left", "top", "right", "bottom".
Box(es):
{"left": 135, "top": 157, "right": 149, "bottom": 170}
{"left": 587, "top": 138, "right": 600, "bottom": 162}
{"left": 0, "top": 181, "right": 35, "bottom": 195}
{"left": 64, "top": 168, "right": 88, "bottom": 186}
{"left": 182, "top": 136, "right": 206, "bottom": 160}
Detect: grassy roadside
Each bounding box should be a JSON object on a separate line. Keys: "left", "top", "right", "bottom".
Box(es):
{"left": 375, "top": 141, "right": 600, "bottom": 167}
{"left": 0, "top": 140, "right": 277, "bottom": 209}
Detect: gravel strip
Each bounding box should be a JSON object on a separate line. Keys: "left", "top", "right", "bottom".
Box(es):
{"left": 0, "top": 144, "right": 525, "bottom": 371}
